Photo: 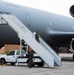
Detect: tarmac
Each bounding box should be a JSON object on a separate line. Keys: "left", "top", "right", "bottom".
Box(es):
{"left": 0, "top": 53, "right": 74, "bottom": 75}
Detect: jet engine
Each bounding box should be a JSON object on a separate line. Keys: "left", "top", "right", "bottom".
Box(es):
{"left": 70, "top": 5, "right": 74, "bottom": 17}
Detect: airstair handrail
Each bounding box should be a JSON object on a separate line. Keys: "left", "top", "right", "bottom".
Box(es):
{"left": 39, "top": 36, "right": 61, "bottom": 61}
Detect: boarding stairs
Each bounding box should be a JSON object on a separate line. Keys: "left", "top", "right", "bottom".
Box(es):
{"left": 0, "top": 14, "right": 61, "bottom": 67}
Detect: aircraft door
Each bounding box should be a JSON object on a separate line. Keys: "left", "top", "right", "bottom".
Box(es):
{"left": 25, "top": 13, "right": 31, "bottom": 29}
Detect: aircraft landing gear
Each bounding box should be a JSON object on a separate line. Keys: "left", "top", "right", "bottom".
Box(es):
{"left": 73, "top": 54, "right": 74, "bottom": 60}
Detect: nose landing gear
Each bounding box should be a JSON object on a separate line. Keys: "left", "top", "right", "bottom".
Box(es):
{"left": 69, "top": 38, "right": 74, "bottom": 60}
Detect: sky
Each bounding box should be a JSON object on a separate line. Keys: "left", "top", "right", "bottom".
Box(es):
{"left": 2, "top": 0, "right": 74, "bottom": 18}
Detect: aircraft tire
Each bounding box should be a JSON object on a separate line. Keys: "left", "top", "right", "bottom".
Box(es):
{"left": 73, "top": 54, "right": 74, "bottom": 60}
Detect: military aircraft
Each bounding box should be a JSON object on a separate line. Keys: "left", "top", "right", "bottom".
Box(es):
{"left": 0, "top": 0, "right": 74, "bottom": 58}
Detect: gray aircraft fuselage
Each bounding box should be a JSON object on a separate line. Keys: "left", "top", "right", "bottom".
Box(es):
{"left": 0, "top": 1, "right": 74, "bottom": 51}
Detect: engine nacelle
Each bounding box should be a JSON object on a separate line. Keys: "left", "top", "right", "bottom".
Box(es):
{"left": 70, "top": 5, "right": 74, "bottom": 17}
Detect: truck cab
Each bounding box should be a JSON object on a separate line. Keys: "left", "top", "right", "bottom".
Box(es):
{"left": 0, "top": 50, "right": 25, "bottom": 65}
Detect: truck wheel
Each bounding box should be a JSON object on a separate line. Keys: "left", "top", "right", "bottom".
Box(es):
{"left": 11, "top": 63, "right": 15, "bottom": 65}
{"left": 37, "top": 62, "right": 44, "bottom": 67}
{"left": 1, "top": 59, "right": 6, "bottom": 65}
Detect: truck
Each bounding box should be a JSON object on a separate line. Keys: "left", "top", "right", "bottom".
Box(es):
{"left": 0, "top": 50, "right": 44, "bottom": 67}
